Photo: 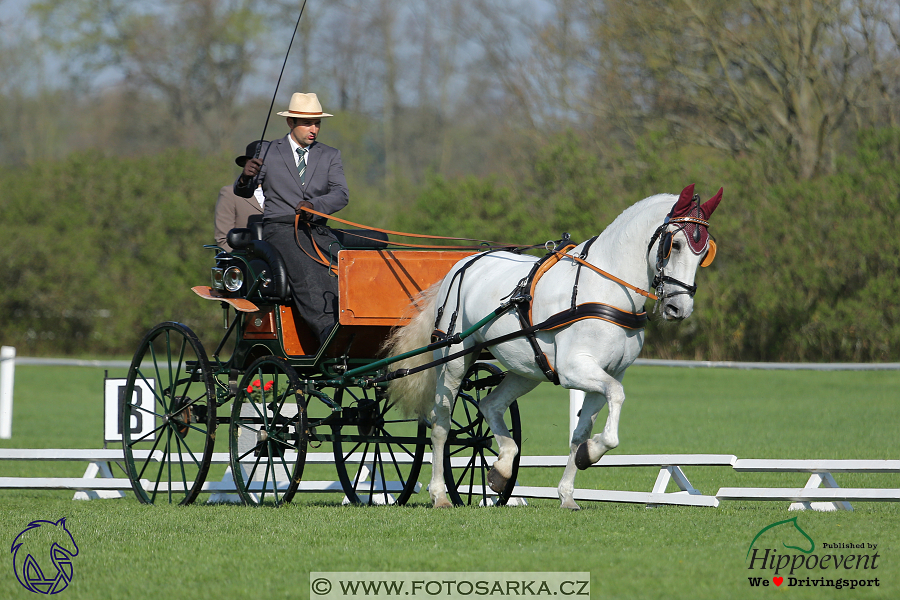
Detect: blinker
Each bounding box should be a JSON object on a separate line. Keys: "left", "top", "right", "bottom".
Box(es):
{"left": 661, "top": 232, "right": 673, "bottom": 262}
{"left": 700, "top": 238, "right": 716, "bottom": 267}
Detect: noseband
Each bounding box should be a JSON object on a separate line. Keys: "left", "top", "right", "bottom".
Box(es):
{"left": 646, "top": 195, "right": 711, "bottom": 310}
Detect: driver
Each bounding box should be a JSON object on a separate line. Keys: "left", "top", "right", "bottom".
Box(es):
{"left": 234, "top": 92, "right": 349, "bottom": 347}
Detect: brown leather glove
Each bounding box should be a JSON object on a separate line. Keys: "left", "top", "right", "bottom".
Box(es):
{"left": 295, "top": 200, "right": 314, "bottom": 219}
{"left": 239, "top": 157, "right": 263, "bottom": 183}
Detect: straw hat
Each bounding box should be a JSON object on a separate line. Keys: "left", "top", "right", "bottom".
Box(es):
{"left": 276, "top": 93, "right": 333, "bottom": 119}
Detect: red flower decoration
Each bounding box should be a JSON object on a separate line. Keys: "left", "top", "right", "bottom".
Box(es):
{"left": 263, "top": 380, "right": 274, "bottom": 392}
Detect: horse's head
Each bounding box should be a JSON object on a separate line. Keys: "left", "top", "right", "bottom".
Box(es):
{"left": 648, "top": 184, "right": 722, "bottom": 321}
{"left": 11, "top": 518, "right": 79, "bottom": 556}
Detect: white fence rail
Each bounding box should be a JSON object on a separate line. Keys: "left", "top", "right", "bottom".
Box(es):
{"left": 2, "top": 449, "right": 898, "bottom": 510}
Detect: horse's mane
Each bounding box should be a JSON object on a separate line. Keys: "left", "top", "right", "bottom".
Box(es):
{"left": 593, "top": 193, "right": 676, "bottom": 251}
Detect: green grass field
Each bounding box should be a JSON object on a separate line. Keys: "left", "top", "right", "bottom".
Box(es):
{"left": 1, "top": 364, "right": 898, "bottom": 599}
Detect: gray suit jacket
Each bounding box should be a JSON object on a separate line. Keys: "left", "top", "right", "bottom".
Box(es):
{"left": 214, "top": 185, "right": 264, "bottom": 252}
{"left": 234, "top": 135, "right": 349, "bottom": 224}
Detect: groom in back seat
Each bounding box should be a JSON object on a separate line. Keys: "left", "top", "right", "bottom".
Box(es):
{"left": 234, "top": 92, "right": 349, "bottom": 347}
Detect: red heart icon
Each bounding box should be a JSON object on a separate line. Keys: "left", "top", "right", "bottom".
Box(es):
{"left": 773, "top": 577, "right": 783, "bottom": 586}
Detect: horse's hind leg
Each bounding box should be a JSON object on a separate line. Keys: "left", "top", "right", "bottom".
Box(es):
{"left": 558, "top": 390, "right": 606, "bottom": 510}
{"left": 428, "top": 356, "right": 469, "bottom": 508}
{"left": 477, "top": 373, "right": 540, "bottom": 493}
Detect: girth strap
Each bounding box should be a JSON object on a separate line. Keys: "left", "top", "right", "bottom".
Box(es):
{"left": 540, "top": 303, "right": 649, "bottom": 331}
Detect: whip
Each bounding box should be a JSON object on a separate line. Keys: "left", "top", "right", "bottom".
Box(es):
{"left": 254, "top": 0, "right": 309, "bottom": 158}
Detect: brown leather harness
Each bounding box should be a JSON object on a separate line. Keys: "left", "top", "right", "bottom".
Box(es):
{"left": 431, "top": 234, "right": 651, "bottom": 385}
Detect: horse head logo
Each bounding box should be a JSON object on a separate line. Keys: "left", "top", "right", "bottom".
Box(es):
{"left": 746, "top": 516, "right": 814, "bottom": 560}
{"left": 10, "top": 518, "right": 79, "bottom": 594}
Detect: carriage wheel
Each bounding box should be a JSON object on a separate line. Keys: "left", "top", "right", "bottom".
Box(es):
{"left": 331, "top": 385, "right": 427, "bottom": 506}
{"left": 228, "top": 356, "right": 307, "bottom": 507}
{"left": 444, "top": 362, "right": 521, "bottom": 506}
{"left": 122, "top": 322, "right": 217, "bottom": 505}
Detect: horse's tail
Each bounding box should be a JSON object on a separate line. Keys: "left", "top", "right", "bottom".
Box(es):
{"left": 382, "top": 283, "right": 442, "bottom": 418}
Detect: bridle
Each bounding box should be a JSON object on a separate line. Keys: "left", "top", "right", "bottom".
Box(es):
{"left": 646, "top": 193, "right": 716, "bottom": 312}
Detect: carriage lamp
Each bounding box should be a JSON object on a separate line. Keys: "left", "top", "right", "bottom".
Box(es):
{"left": 211, "top": 267, "right": 225, "bottom": 291}
{"left": 223, "top": 266, "right": 244, "bottom": 293}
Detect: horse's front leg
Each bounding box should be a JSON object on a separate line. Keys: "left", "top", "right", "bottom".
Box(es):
{"left": 478, "top": 374, "right": 540, "bottom": 493}
{"left": 574, "top": 376, "right": 625, "bottom": 469}
{"left": 555, "top": 362, "right": 625, "bottom": 510}
{"left": 558, "top": 389, "right": 607, "bottom": 510}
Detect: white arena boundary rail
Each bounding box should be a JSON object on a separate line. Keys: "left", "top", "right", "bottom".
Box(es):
{"left": 1, "top": 353, "right": 899, "bottom": 509}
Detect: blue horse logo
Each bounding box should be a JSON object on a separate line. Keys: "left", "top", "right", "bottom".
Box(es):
{"left": 11, "top": 518, "right": 79, "bottom": 594}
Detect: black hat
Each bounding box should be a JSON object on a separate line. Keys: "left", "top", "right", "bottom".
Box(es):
{"left": 235, "top": 140, "right": 264, "bottom": 167}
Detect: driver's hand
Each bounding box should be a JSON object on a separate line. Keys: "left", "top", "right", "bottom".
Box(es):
{"left": 240, "top": 158, "right": 263, "bottom": 182}
{"left": 295, "top": 200, "right": 314, "bottom": 219}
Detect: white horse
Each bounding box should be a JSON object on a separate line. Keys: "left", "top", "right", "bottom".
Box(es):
{"left": 386, "top": 184, "right": 722, "bottom": 509}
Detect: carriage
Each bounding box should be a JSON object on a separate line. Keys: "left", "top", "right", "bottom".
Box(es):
{"left": 119, "top": 223, "right": 521, "bottom": 507}
{"left": 121, "top": 184, "right": 721, "bottom": 509}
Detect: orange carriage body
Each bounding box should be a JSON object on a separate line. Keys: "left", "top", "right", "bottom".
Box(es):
{"left": 279, "top": 250, "right": 474, "bottom": 357}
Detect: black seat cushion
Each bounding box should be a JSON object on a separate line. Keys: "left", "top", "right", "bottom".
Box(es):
{"left": 247, "top": 218, "right": 264, "bottom": 241}
{"left": 333, "top": 228, "right": 389, "bottom": 249}
{"left": 227, "top": 228, "right": 256, "bottom": 251}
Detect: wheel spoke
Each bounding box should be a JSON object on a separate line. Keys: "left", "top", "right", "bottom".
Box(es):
{"left": 134, "top": 429, "right": 167, "bottom": 480}
{"left": 353, "top": 442, "right": 371, "bottom": 489}
{"left": 376, "top": 444, "right": 391, "bottom": 504}
{"left": 127, "top": 421, "right": 167, "bottom": 446}
{"left": 170, "top": 426, "right": 203, "bottom": 470}
{"left": 173, "top": 428, "right": 189, "bottom": 495}
{"left": 342, "top": 439, "right": 365, "bottom": 461}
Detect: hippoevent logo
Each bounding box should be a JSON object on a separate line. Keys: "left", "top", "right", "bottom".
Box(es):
{"left": 745, "top": 517, "right": 880, "bottom": 590}
{"left": 10, "top": 518, "right": 79, "bottom": 594}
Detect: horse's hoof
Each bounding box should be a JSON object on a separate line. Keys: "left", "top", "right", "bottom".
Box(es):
{"left": 487, "top": 467, "right": 509, "bottom": 493}
{"left": 574, "top": 443, "right": 592, "bottom": 470}
{"left": 560, "top": 498, "right": 581, "bottom": 511}
{"left": 433, "top": 498, "right": 453, "bottom": 509}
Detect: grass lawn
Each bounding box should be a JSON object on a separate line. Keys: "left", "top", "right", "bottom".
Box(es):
{"left": 1, "top": 364, "right": 898, "bottom": 599}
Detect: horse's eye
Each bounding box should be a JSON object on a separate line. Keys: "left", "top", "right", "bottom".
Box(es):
{"left": 671, "top": 241, "right": 682, "bottom": 251}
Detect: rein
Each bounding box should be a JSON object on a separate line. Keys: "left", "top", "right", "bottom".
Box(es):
{"left": 551, "top": 250, "right": 657, "bottom": 301}
{"left": 297, "top": 206, "right": 535, "bottom": 250}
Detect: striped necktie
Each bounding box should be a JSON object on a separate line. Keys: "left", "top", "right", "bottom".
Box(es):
{"left": 296, "top": 147, "right": 308, "bottom": 184}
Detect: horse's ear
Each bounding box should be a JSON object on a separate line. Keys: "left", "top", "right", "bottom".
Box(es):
{"left": 671, "top": 184, "right": 695, "bottom": 216}
{"left": 701, "top": 187, "right": 723, "bottom": 218}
